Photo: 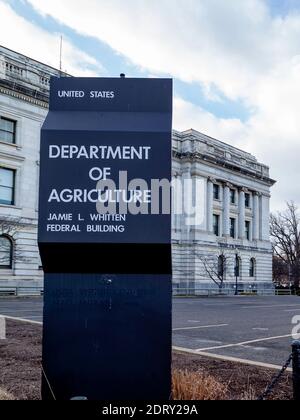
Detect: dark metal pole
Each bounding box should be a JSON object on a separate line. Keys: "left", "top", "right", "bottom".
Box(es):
{"left": 288, "top": 263, "right": 290, "bottom": 285}
{"left": 292, "top": 340, "right": 300, "bottom": 401}
{"left": 235, "top": 253, "right": 238, "bottom": 296}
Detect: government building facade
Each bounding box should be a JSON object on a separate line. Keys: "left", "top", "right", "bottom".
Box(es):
{"left": 0, "top": 46, "right": 276, "bottom": 294}
{"left": 172, "top": 130, "right": 276, "bottom": 294}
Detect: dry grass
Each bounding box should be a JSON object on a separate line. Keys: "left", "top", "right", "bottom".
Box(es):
{"left": 240, "top": 386, "right": 257, "bottom": 400}
{"left": 0, "top": 389, "right": 15, "bottom": 401}
{"left": 172, "top": 369, "right": 228, "bottom": 401}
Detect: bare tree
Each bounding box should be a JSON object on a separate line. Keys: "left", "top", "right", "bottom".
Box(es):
{"left": 0, "top": 217, "right": 29, "bottom": 266}
{"left": 195, "top": 251, "right": 229, "bottom": 291}
{"left": 270, "top": 202, "right": 300, "bottom": 290}
{"left": 273, "top": 256, "right": 289, "bottom": 288}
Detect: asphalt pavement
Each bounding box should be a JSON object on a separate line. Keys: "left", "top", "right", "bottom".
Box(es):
{"left": 0, "top": 295, "right": 299, "bottom": 366}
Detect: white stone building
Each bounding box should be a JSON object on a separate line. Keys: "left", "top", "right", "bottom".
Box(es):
{"left": 172, "top": 130, "right": 276, "bottom": 294}
{"left": 0, "top": 46, "right": 276, "bottom": 294}
{"left": 0, "top": 46, "right": 64, "bottom": 292}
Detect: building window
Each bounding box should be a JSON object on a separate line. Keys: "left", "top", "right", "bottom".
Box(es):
{"left": 230, "top": 218, "right": 236, "bottom": 239}
{"left": 0, "top": 117, "right": 16, "bottom": 144}
{"left": 218, "top": 255, "right": 225, "bottom": 278}
{"left": 213, "top": 214, "right": 220, "bottom": 236}
{"left": 213, "top": 184, "right": 220, "bottom": 200}
{"left": 245, "top": 221, "right": 251, "bottom": 240}
{"left": 245, "top": 193, "right": 251, "bottom": 208}
{"left": 235, "top": 255, "right": 241, "bottom": 278}
{"left": 230, "top": 189, "right": 236, "bottom": 205}
{"left": 0, "top": 168, "right": 15, "bottom": 205}
{"left": 249, "top": 258, "right": 256, "bottom": 278}
{"left": 0, "top": 236, "right": 13, "bottom": 269}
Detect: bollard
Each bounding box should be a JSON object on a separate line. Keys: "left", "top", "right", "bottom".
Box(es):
{"left": 0, "top": 316, "right": 5, "bottom": 340}
{"left": 292, "top": 340, "right": 300, "bottom": 401}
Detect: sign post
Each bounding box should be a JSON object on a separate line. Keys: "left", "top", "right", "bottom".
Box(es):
{"left": 38, "top": 77, "right": 173, "bottom": 400}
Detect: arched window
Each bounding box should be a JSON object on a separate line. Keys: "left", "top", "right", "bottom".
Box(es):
{"left": 234, "top": 255, "right": 241, "bottom": 278}
{"left": 0, "top": 236, "right": 13, "bottom": 269}
{"left": 249, "top": 258, "right": 256, "bottom": 278}
{"left": 218, "top": 255, "right": 225, "bottom": 278}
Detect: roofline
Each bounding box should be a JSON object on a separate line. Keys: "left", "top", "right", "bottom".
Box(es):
{"left": 173, "top": 150, "right": 276, "bottom": 187}
{"left": 0, "top": 45, "right": 71, "bottom": 76}
{"left": 173, "top": 128, "right": 275, "bottom": 182}
{"left": 179, "top": 128, "right": 255, "bottom": 160}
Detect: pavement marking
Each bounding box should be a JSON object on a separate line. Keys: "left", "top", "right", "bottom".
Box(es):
{"left": 202, "top": 303, "right": 237, "bottom": 307}
{"left": 195, "top": 339, "right": 223, "bottom": 345}
{"left": 241, "top": 304, "right": 300, "bottom": 309}
{"left": 21, "top": 316, "right": 43, "bottom": 319}
{"left": 195, "top": 333, "right": 293, "bottom": 352}
{"left": 252, "top": 328, "right": 269, "bottom": 331}
{"left": 240, "top": 345, "right": 268, "bottom": 351}
{"left": 1, "top": 315, "right": 42, "bottom": 325}
{"left": 283, "top": 309, "right": 300, "bottom": 312}
{"left": 173, "top": 323, "right": 228, "bottom": 332}
{"left": 173, "top": 346, "right": 293, "bottom": 372}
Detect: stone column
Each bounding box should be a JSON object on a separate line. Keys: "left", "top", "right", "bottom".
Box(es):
{"left": 249, "top": 221, "right": 253, "bottom": 242}
{"left": 182, "top": 164, "right": 192, "bottom": 237}
{"left": 253, "top": 192, "right": 260, "bottom": 241}
{"left": 223, "top": 183, "right": 231, "bottom": 237}
{"left": 238, "top": 188, "right": 246, "bottom": 239}
{"left": 172, "top": 172, "right": 180, "bottom": 234}
{"left": 260, "top": 193, "right": 270, "bottom": 241}
{"left": 207, "top": 178, "right": 214, "bottom": 233}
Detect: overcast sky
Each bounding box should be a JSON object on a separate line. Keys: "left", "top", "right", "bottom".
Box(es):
{"left": 1, "top": 0, "right": 300, "bottom": 211}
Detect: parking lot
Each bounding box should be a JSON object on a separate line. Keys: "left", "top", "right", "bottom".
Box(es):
{"left": 173, "top": 295, "right": 300, "bottom": 366}
{"left": 0, "top": 295, "right": 299, "bottom": 367}
{"left": 0, "top": 297, "right": 43, "bottom": 324}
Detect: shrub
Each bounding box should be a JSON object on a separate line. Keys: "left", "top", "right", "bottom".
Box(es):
{"left": 0, "top": 389, "right": 15, "bottom": 400}
{"left": 172, "top": 369, "right": 228, "bottom": 400}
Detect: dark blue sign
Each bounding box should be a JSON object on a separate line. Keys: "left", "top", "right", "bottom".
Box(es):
{"left": 39, "top": 77, "right": 172, "bottom": 245}
{"left": 49, "top": 77, "right": 172, "bottom": 112}
{"left": 38, "top": 77, "right": 172, "bottom": 400}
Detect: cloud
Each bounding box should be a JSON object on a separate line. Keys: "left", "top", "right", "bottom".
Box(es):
{"left": 174, "top": 90, "right": 300, "bottom": 211}
{"left": 14, "top": 0, "right": 300, "bottom": 209}
{"left": 24, "top": 0, "right": 287, "bottom": 100}
{"left": 174, "top": 97, "right": 246, "bottom": 145}
{"left": 0, "top": 1, "right": 104, "bottom": 76}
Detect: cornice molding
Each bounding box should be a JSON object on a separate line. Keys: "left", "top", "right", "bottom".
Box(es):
{"left": 0, "top": 86, "right": 48, "bottom": 109}
{"left": 0, "top": 150, "right": 25, "bottom": 163}
{"left": 172, "top": 150, "right": 276, "bottom": 187}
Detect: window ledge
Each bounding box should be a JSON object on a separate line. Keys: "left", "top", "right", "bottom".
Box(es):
{"left": 0, "top": 141, "right": 21, "bottom": 150}
{"left": 0, "top": 204, "right": 22, "bottom": 210}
